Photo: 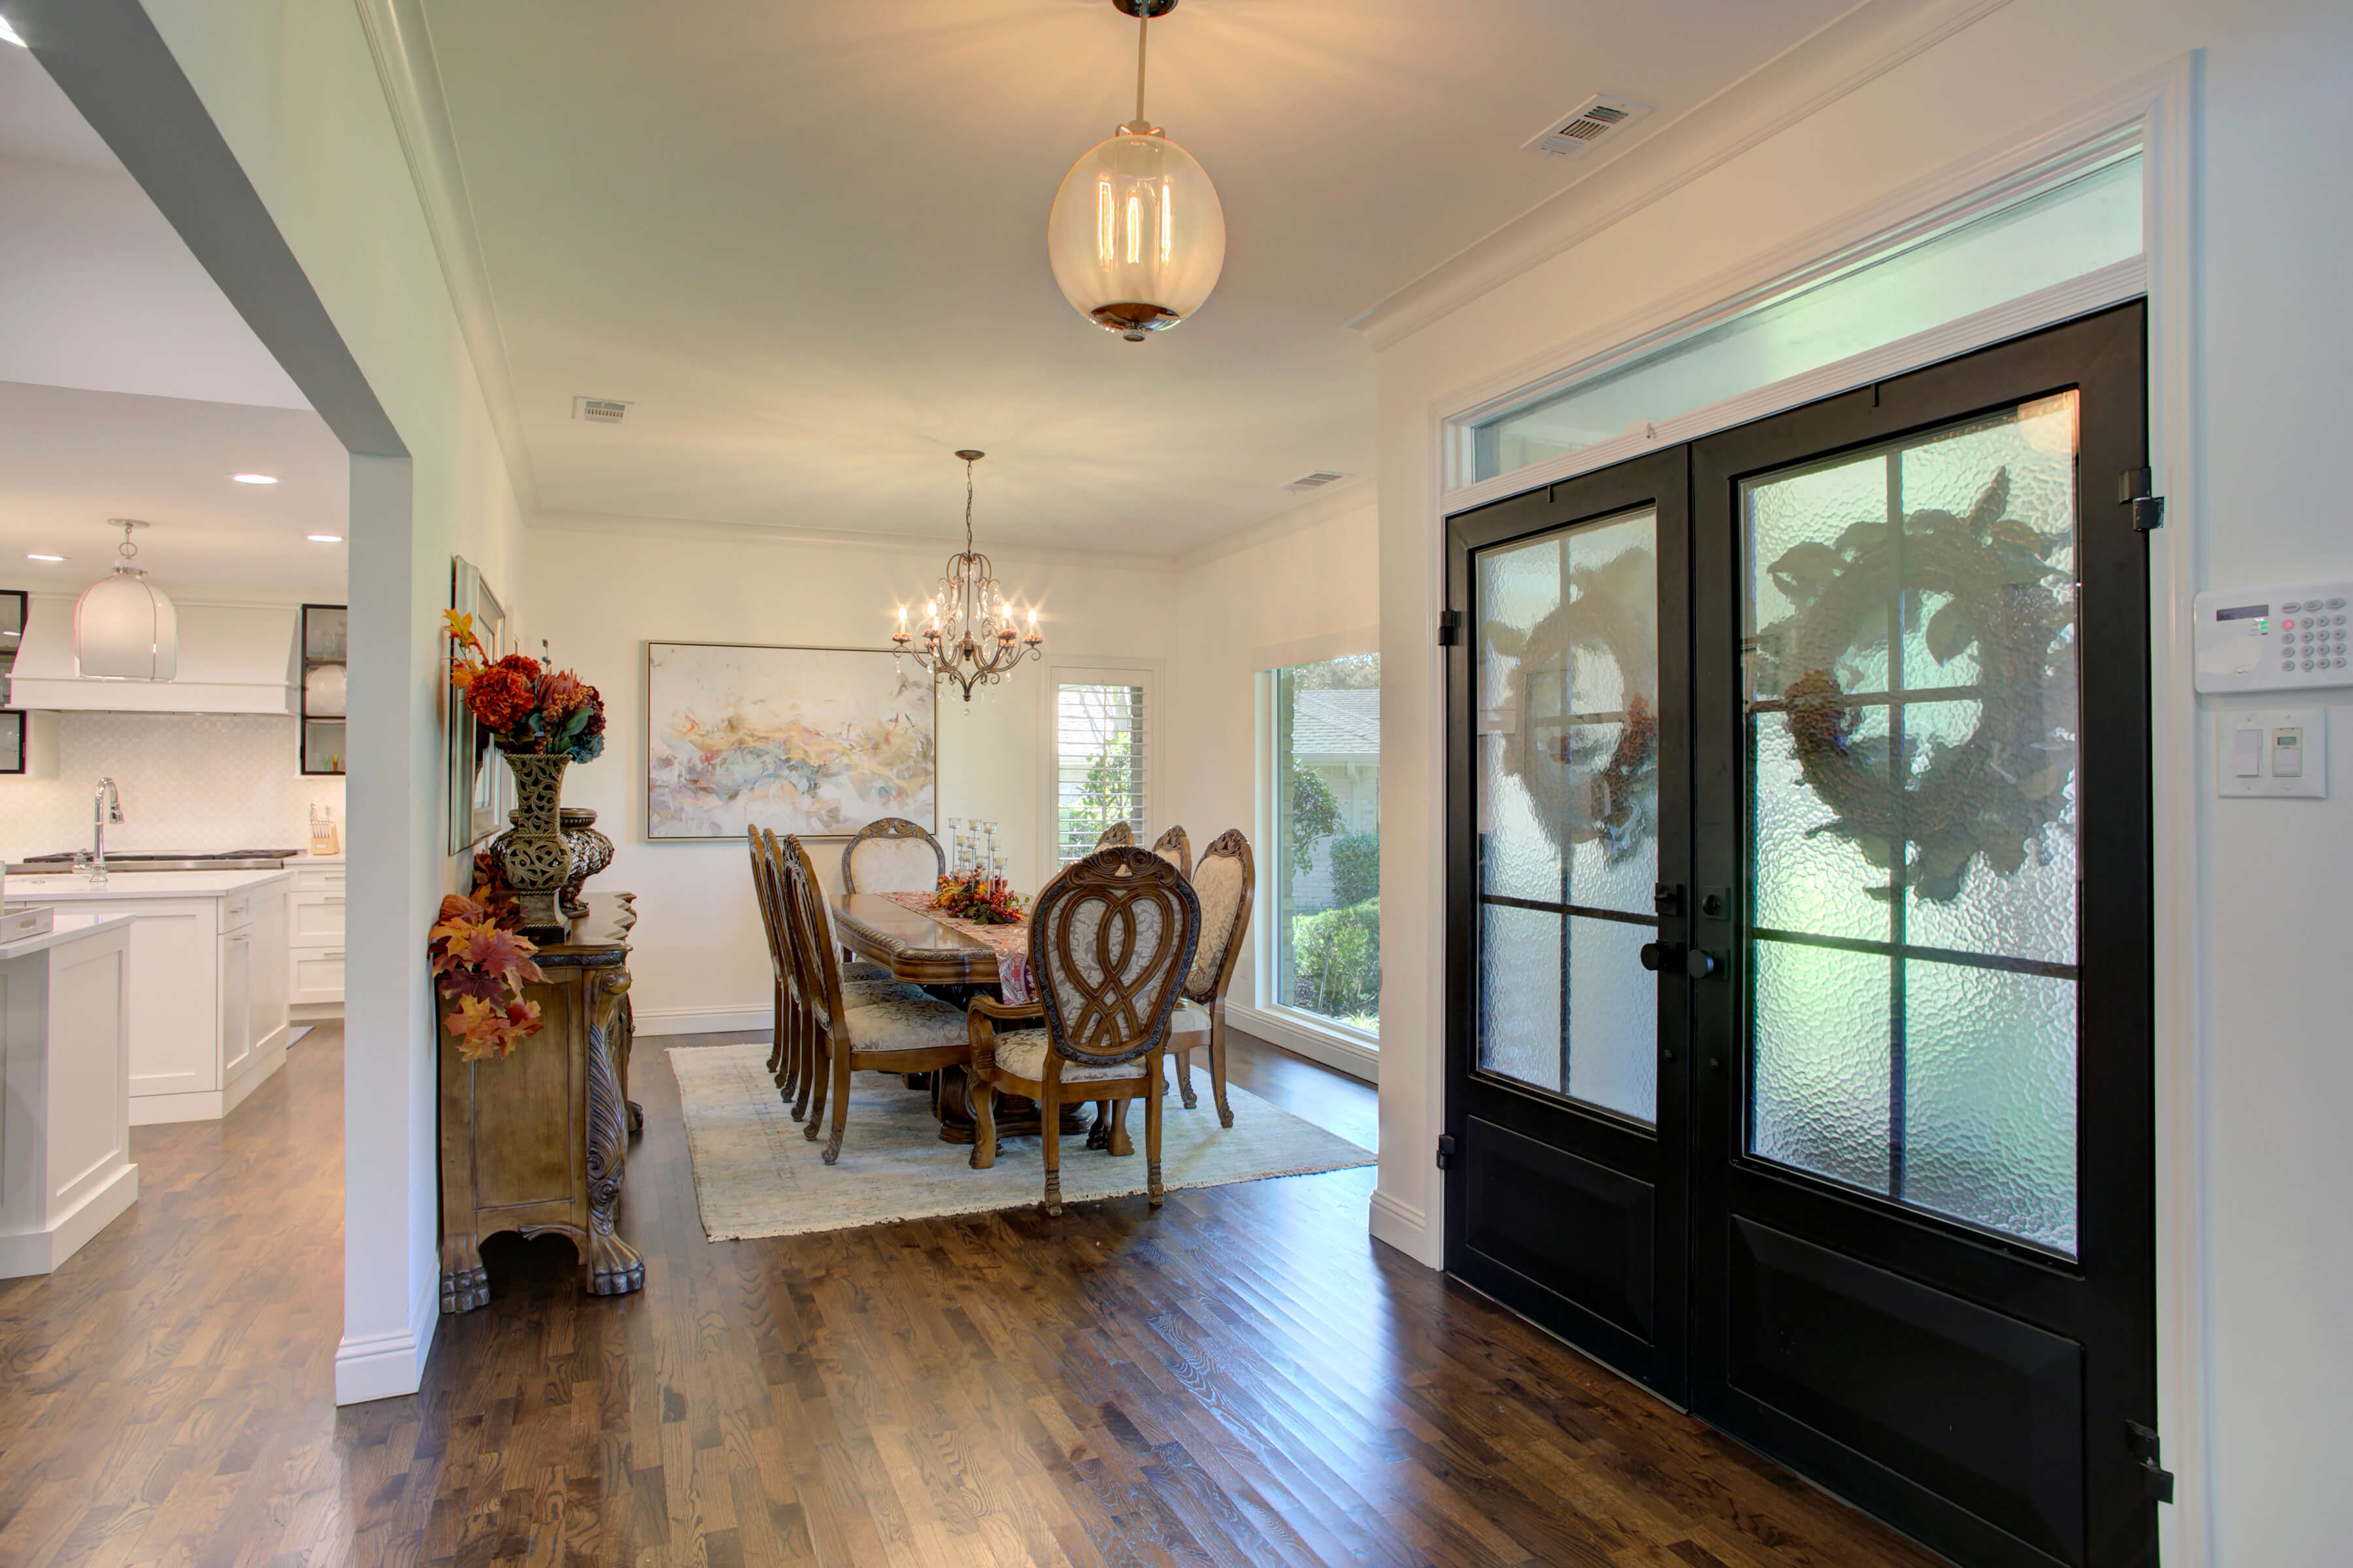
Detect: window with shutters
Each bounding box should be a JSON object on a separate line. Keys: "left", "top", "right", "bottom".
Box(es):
{"left": 1051, "top": 674, "right": 1151, "bottom": 868}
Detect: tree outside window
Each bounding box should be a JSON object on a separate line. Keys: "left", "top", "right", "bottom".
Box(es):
{"left": 1272, "top": 654, "right": 1379, "bottom": 1034}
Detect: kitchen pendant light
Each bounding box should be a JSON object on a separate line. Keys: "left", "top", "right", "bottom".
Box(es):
{"left": 1046, "top": 0, "right": 1225, "bottom": 341}
{"left": 74, "top": 518, "right": 178, "bottom": 680}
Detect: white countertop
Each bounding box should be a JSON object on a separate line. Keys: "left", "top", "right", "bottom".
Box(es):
{"left": 3, "top": 869, "right": 295, "bottom": 901}
{"left": 0, "top": 911, "right": 134, "bottom": 960}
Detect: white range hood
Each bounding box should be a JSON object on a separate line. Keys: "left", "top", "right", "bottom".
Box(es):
{"left": 7, "top": 596, "right": 298, "bottom": 715}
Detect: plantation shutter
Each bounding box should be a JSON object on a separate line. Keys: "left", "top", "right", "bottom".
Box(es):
{"left": 1055, "top": 680, "right": 1148, "bottom": 867}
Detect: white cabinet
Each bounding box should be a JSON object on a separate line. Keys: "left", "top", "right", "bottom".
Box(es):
{"left": 0, "top": 917, "right": 137, "bottom": 1277}
{"left": 289, "top": 858, "right": 344, "bottom": 1014}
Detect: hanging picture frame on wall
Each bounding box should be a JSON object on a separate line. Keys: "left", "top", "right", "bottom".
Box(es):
{"left": 448, "top": 558, "right": 516, "bottom": 853}
{"left": 644, "top": 641, "right": 936, "bottom": 841}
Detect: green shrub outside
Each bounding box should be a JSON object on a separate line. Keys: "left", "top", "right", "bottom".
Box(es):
{"left": 1328, "top": 831, "right": 1380, "bottom": 907}
{"left": 1290, "top": 897, "right": 1380, "bottom": 1029}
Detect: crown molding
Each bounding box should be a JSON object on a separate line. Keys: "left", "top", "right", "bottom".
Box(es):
{"left": 1174, "top": 475, "right": 1377, "bottom": 573}
{"left": 1349, "top": 0, "right": 2017, "bottom": 350}
{"left": 352, "top": 0, "right": 537, "bottom": 507}
{"left": 526, "top": 507, "right": 1180, "bottom": 574}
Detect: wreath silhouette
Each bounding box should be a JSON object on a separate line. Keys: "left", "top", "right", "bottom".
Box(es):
{"left": 1754, "top": 469, "right": 2076, "bottom": 904}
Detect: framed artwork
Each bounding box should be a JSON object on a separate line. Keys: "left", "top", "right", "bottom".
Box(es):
{"left": 448, "top": 558, "right": 516, "bottom": 852}
{"left": 645, "top": 642, "right": 935, "bottom": 841}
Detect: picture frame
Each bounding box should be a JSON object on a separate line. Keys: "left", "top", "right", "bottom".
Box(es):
{"left": 644, "top": 641, "right": 935, "bottom": 842}
{"left": 447, "top": 558, "right": 515, "bottom": 853}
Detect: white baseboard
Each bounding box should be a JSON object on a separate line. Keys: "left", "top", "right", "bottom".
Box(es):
{"left": 0, "top": 1161, "right": 138, "bottom": 1279}
{"left": 1227, "top": 1003, "right": 1379, "bottom": 1083}
{"left": 632, "top": 1004, "right": 770, "bottom": 1038}
{"left": 335, "top": 1269, "right": 439, "bottom": 1405}
{"left": 1369, "top": 1187, "right": 1439, "bottom": 1268}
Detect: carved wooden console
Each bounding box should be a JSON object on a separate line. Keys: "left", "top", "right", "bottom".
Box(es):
{"left": 439, "top": 892, "right": 642, "bottom": 1313}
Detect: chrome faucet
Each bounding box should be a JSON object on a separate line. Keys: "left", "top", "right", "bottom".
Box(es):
{"left": 92, "top": 777, "right": 122, "bottom": 884}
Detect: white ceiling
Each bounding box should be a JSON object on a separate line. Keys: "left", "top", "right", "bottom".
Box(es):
{"left": 421, "top": 0, "right": 1859, "bottom": 554}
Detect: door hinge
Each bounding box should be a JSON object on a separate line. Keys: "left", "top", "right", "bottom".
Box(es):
{"left": 1435, "top": 1133, "right": 1457, "bottom": 1170}
{"left": 2126, "top": 1420, "right": 2176, "bottom": 1504}
{"left": 2119, "top": 467, "right": 2164, "bottom": 532}
{"left": 1437, "top": 609, "right": 1462, "bottom": 646}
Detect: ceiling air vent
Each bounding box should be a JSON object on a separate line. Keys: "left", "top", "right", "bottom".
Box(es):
{"left": 1523, "top": 93, "right": 1652, "bottom": 158}
{"left": 1283, "top": 471, "right": 1350, "bottom": 493}
{"left": 573, "top": 396, "right": 632, "bottom": 425}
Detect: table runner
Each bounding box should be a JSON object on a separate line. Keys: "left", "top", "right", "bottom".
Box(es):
{"left": 878, "top": 892, "right": 1033, "bottom": 1003}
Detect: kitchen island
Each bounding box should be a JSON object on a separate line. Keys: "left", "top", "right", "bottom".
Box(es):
{"left": 0, "top": 912, "right": 136, "bottom": 1276}
{"left": 4, "top": 870, "right": 292, "bottom": 1124}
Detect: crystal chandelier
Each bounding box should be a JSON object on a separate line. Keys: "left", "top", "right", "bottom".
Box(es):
{"left": 892, "top": 451, "right": 1042, "bottom": 703}
{"left": 1045, "top": 0, "right": 1226, "bottom": 341}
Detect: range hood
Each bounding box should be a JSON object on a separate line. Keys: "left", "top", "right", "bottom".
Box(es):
{"left": 7, "top": 596, "right": 298, "bottom": 714}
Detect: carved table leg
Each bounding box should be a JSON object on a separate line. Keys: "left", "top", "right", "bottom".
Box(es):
{"left": 440, "top": 1234, "right": 488, "bottom": 1314}
{"left": 584, "top": 968, "right": 644, "bottom": 1297}
{"left": 620, "top": 993, "right": 643, "bottom": 1135}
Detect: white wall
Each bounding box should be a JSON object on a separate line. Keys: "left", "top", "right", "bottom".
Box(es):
{"left": 0, "top": 712, "right": 342, "bottom": 859}
{"left": 1370, "top": 2, "right": 2353, "bottom": 1563}
{"left": 140, "top": 0, "right": 529, "bottom": 1403}
{"left": 522, "top": 518, "right": 1177, "bottom": 1034}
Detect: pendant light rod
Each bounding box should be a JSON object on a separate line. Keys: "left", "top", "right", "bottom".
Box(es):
{"left": 1135, "top": 12, "right": 1148, "bottom": 125}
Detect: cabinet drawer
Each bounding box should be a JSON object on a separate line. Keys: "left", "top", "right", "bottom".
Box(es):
{"left": 296, "top": 866, "right": 345, "bottom": 893}
{"left": 292, "top": 894, "right": 346, "bottom": 942}
{"left": 291, "top": 947, "right": 344, "bottom": 1007}
{"left": 220, "top": 890, "right": 258, "bottom": 933}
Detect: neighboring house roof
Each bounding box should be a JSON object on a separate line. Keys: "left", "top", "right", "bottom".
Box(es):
{"left": 1292, "top": 688, "right": 1380, "bottom": 757}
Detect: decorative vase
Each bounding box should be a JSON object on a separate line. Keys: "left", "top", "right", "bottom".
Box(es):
{"left": 492, "top": 751, "right": 576, "bottom": 940}
{"left": 558, "top": 807, "right": 613, "bottom": 918}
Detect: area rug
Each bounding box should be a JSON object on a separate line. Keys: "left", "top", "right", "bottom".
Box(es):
{"left": 667, "top": 1042, "right": 1375, "bottom": 1241}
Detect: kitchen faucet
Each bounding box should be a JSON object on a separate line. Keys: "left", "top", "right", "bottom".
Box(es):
{"left": 89, "top": 777, "right": 122, "bottom": 884}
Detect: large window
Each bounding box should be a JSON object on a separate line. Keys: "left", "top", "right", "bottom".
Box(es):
{"left": 1269, "top": 654, "right": 1380, "bottom": 1035}
{"left": 1052, "top": 676, "right": 1148, "bottom": 867}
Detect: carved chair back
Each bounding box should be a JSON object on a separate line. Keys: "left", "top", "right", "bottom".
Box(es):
{"left": 1091, "top": 820, "right": 1135, "bottom": 851}
{"left": 746, "top": 827, "right": 789, "bottom": 988}
{"left": 1150, "top": 824, "right": 1192, "bottom": 879}
{"left": 777, "top": 832, "right": 849, "bottom": 1033}
{"left": 1027, "top": 846, "right": 1201, "bottom": 1069}
{"left": 841, "top": 816, "right": 946, "bottom": 894}
{"left": 1184, "top": 829, "right": 1256, "bottom": 1005}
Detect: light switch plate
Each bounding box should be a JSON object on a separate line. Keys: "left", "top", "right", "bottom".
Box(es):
{"left": 2218, "top": 707, "right": 2328, "bottom": 798}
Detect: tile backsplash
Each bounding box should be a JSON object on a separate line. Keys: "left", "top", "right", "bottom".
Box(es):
{"left": 0, "top": 712, "right": 344, "bottom": 858}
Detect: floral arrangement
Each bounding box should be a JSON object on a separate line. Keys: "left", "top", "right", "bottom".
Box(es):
{"left": 929, "top": 867, "right": 1026, "bottom": 926}
{"left": 428, "top": 854, "right": 547, "bottom": 1059}
{"left": 444, "top": 610, "right": 608, "bottom": 762}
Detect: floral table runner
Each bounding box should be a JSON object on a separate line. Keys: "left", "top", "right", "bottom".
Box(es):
{"left": 878, "top": 892, "right": 1033, "bottom": 1003}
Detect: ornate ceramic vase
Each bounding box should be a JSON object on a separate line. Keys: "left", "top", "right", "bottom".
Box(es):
{"left": 492, "top": 750, "right": 576, "bottom": 940}
{"left": 558, "top": 806, "right": 614, "bottom": 918}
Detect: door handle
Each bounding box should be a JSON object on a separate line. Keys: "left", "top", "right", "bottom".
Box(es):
{"left": 1638, "top": 941, "right": 1682, "bottom": 973}
{"left": 1686, "top": 948, "right": 1724, "bottom": 979}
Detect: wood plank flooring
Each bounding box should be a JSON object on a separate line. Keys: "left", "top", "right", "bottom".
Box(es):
{"left": 0, "top": 1026, "right": 1944, "bottom": 1567}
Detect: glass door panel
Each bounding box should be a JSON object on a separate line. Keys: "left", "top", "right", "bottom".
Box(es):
{"left": 1741, "top": 392, "right": 2082, "bottom": 1252}
{"left": 1473, "top": 507, "right": 1660, "bottom": 1122}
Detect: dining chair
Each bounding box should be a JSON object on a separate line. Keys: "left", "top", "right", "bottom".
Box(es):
{"left": 841, "top": 816, "right": 946, "bottom": 894}
{"left": 1150, "top": 824, "right": 1192, "bottom": 878}
{"left": 777, "top": 833, "right": 974, "bottom": 1162}
{"left": 758, "top": 828, "right": 920, "bottom": 1118}
{"left": 1165, "top": 828, "right": 1255, "bottom": 1127}
{"left": 966, "top": 846, "right": 1201, "bottom": 1215}
{"left": 1092, "top": 821, "right": 1135, "bottom": 850}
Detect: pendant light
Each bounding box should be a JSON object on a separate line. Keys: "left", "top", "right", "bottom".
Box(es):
{"left": 1046, "top": 0, "right": 1226, "bottom": 341}
{"left": 891, "top": 452, "right": 1044, "bottom": 703}
{"left": 74, "top": 518, "right": 178, "bottom": 680}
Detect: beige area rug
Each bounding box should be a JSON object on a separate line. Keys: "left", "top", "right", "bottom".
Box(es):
{"left": 667, "top": 1042, "right": 1375, "bottom": 1241}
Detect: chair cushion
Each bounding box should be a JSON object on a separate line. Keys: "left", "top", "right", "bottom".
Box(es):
{"left": 842, "top": 992, "right": 970, "bottom": 1054}
{"left": 993, "top": 1033, "right": 1151, "bottom": 1084}
{"left": 841, "top": 975, "right": 927, "bottom": 1007}
{"left": 843, "top": 956, "right": 893, "bottom": 984}
{"left": 846, "top": 837, "right": 940, "bottom": 894}
{"left": 1167, "top": 998, "right": 1211, "bottom": 1039}
{"left": 1186, "top": 854, "right": 1246, "bottom": 995}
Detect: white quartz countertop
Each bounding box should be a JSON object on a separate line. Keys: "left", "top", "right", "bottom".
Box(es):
{"left": 0, "top": 911, "right": 134, "bottom": 959}
{"left": 3, "top": 869, "right": 295, "bottom": 901}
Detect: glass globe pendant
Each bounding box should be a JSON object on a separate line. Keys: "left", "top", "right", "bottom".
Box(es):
{"left": 1046, "top": 0, "right": 1226, "bottom": 341}
{"left": 74, "top": 518, "right": 178, "bottom": 681}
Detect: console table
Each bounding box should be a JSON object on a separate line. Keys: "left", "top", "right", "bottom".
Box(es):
{"left": 439, "top": 892, "right": 642, "bottom": 1313}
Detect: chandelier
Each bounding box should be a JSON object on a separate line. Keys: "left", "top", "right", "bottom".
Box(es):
{"left": 1044, "top": 0, "right": 1226, "bottom": 341}
{"left": 892, "top": 451, "right": 1043, "bottom": 703}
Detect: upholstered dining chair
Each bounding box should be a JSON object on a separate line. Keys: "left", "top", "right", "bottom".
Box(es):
{"left": 841, "top": 816, "right": 946, "bottom": 894}
{"left": 776, "top": 833, "right": 973, "bottom": 1163}
{"left": 752, "top": 828, "right": 916, "bottom": 1116}
{"left": 1150, "top": 824, "right": 1192, "bottom": 878}
{"left": 966, "top": 846, "right": 1201, "bottom": 1215}
{"left": 1092, "top": 820, "right": 1135, "bottom": 850}
{"left": 1165, "top": 829, "right": 1255, "bottom": 1127}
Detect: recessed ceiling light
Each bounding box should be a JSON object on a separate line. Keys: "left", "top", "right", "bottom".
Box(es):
{"left": 231, "top": 473, "right": 279, "bottom": 485}
{"left": 0, "top": 17, "right": 25, "bottom": 49}
{"left": 25, "top": 552, "right": 65, "bottom": 562}
{"left": 307, "top": 534, "right": 343, "bottom": 543}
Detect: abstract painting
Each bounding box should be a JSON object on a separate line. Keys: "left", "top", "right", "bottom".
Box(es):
{"left": 645, "top": 642, "right": 935, "bottom": 841}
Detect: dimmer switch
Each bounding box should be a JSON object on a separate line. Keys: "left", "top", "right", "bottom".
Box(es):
{"left": 2218, "top": 709, "right": 2328, "bottom": 798}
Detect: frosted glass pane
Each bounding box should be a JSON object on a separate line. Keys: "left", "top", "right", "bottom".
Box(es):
{"left": 1477, "top": 903, "right": 1657, "bottom": 1123}
{"left": 1475, "top": 152, "right": 2141, "bottom": 479}
{"left": 1475, "top": 509, "right": 1658, "bottom": 915}
{"left": 1751, "top": 941, "right": 1890, "bottom": 1193}
{"left": 1751, "top": 710, "right": 1892, "bottom": 942}
{"left": 1905, "top": 963, "right": 2078, "bottom": 1255}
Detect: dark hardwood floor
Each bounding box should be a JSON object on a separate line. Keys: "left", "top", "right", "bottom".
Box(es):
{"left": 0, "top": 1024, "right": 1943, "bottom": 1567}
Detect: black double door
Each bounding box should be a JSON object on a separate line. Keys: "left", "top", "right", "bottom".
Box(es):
{"left": 1444, "top": 305, "right": 2156, "bottom": 1568}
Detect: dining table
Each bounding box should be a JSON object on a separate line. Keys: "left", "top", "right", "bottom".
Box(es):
{"left": 828, "top": 892, "right": 1088, "bottom": 1146}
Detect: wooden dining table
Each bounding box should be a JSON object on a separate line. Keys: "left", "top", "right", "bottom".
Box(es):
{"left": 829, "top": 892, "right": 1087, "bottom": 1146}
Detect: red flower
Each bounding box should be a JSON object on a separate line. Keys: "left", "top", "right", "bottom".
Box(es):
{"left": 579, "top": 686, "right": 607, "bottom": 737}
{"left": 537, "top": 669, "right": 586, "bottom": 718}
{"left": 467, "top": 666, "right": 534, "bottom": 732}
{"left": 494, "top": 652, "right": 543, "bottom": 682}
